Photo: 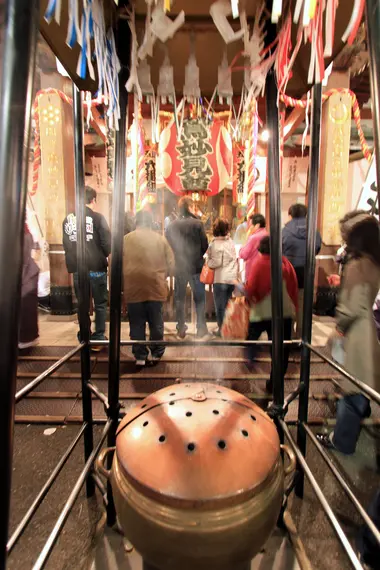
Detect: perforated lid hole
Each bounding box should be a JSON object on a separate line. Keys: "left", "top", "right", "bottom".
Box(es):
{"left": 159, "top": 435, "right": 166, "bottom": 443}
{"left": 218, "top": 440, "right": 227, "bottom": 450}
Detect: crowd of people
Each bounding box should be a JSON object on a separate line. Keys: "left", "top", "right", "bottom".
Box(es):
{"left": 17, "top": 186, "right": 380, "bottom": 566}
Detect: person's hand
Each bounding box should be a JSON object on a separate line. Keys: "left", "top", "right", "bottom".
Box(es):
{"left": 328, "top": 274, "right": 340, "bottom": 287}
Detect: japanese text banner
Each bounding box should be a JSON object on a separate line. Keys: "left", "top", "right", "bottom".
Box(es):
{"left": 159, "top": 119, "right": 232, "bottom": 196}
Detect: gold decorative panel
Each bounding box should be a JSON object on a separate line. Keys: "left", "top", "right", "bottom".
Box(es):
{"left": 38, "top": 93, "right": 67, "bottom": 244}
{"left": 320, "top": 92, "right": 352, "bottom": 245}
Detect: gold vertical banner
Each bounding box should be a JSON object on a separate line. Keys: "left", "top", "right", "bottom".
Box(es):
{"left": 320, "top": 92, "right": 352, "bottom": 245}
{"left": 38, "top": 93, "right": 66, "bottom": 244}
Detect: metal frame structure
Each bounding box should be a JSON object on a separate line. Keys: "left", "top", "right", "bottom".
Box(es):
{"left": 0, "top": 0, "right": 380, "bottom": 569}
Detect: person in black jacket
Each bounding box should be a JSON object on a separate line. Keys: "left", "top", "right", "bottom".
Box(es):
{"left": 166, "top": 196, "right": 209, "bottom": 338}
{"left": 63, "top": 186, "right": 111, "bottom": 345}
{"left": 282, "top": 204, "right": 322, "bottom": 338}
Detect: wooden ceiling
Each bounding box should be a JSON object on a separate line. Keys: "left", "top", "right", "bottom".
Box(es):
{"left": 129, "top": 0, "right": 357, "bottom": 98}
{"left": 40, "top": 0, "right": 364, "bottom": 102}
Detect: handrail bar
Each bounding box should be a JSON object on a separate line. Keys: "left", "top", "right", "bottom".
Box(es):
{"left": 87, "top": 382, "right": 109, "bottom": 410}
{"left": 302, "top": 423, "right": 380, "bottom": 548}
{"left": 32, "top": 420, "right": 112, "bottom": 570}
{"left": 305, "top": 343, "right": 380, "bottom": 406}
{"left": 90, "top": 339, "right": 299, "bottom": 347}
{"left": 7, "top": 423, "right": 87, "bottom": 553}
{"left": 280, "top": 420, "right": 363, "bottom": 570}
{"left": 15, "top": 344, "right": 84, "bottom": 403}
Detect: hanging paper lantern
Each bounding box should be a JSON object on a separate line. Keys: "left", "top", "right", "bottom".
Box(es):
{"left": 159, "top": 119, "right": 232, "bottom": 196}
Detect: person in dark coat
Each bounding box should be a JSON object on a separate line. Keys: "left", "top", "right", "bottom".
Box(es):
{"left": 282, "top": 203, "right": 322, "bottom": 337}
{"left": 63, "top": 186, "right": 111, "bottom": 346}
{"left": 357, "top": 490, "right": 380, "bottom": 569}
{"left": 19, "top": 223, "right": 40, "bottom": 349}
{"left": 166, "top": 196, "right": 209, "bottom": 339}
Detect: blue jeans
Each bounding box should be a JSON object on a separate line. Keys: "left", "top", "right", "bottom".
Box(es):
{"left": 333, "top": 393, "right": 371, "bottom": 454}
{"left": 213, "top": 284, "right": 234, "bottom": 330}
{"left": 74, "top": 272, "right": 108, "bottom": 340}
{"left": 127, "top": 301, "right": 165, "bottom": 362}
{"left": 357, "top": 490, "right": 380, "bottom": 568}
{"left": 175, "top": 273, "right": 207, "bottom": 334}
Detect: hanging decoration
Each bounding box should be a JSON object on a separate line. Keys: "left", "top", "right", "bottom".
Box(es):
{"left": 44, "top": 0, "right": 62, "bottom": 25}
{"left": 246, "top": 101, "right": 259, "bottom": 216}
{"left": 275, "top": 12, "right": 293, "bottom": 93}
{"left": 159, "top": 119, "right": 232, "bottom": 196}
{"left": 136, "top": 116, "right": 149, "bottom": 210}
{"left": 280, "top": 88, "right": 372, "bottom": 161}
{"left": 44, "top": 0, "right": 120, "bottom": 129}
{"left": 342, "top": 0, "right": 365, "bottom": 46}
{"left": 125, "top": 7, "right": 142, "bottom": 100}
{"left": 183, "top": 40, "right": 201, "bottom": 103}
{"left": 210, "top": 0, "right": 245, "bottom": 44}
{"left": 324, "top": 0, "right": 338, "bottom": 57}
{"left": 240, "top": 4, "right": 275, "bottom": 109}
{"left": 137, "top": 0, "right": 185, "bottom": 61}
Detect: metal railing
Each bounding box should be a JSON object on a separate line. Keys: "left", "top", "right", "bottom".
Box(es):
{"left": 1, "top": 1, "right": 380, "bottom": 569}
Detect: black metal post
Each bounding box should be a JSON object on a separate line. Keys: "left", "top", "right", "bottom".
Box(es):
{"left": 0, "top": 1, "right": 38, "bottom": 567}
{"left": 296, "top": 84, "right": 322, "bottom": 498}
{"left": 266, "top": 70, "right": 284, "bottom": 412}
{"left": 365, "top": 0, "right": 380, "bottom": 210}
{"left": 73, "top": 85, "right": 95, "bottom": 497}
{"left": 106, "top": 82, "right": 128, "bottom": 526}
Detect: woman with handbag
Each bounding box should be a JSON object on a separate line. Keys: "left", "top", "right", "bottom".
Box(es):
{"left": 317, "top": 215, "right": 380, "bottom": 454}
{"left": 206, "top": 218, "right": 238, "bottom": 336}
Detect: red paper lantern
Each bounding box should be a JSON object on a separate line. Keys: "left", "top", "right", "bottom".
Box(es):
{"left": 159, "top": 119, "right": 232, "bottom": 196}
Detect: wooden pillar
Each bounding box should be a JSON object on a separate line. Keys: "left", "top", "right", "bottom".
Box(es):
{"left": 38, "top": 91, "right": 75, "bottom": 315}
{"left": 315, "top": 71, "right": 351, "bottom": 314}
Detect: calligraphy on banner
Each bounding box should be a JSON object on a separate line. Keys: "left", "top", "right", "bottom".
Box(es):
{"left": 357, "top": 155, "right": 379, "bottom": 218}
{"left": 145, "top": 151, "right": 156, "bottom": 194}
{"left": 159, "top": 119, "right": 232, "bottom": 196}
{"left": 232, "top": 144, "right": 245, "bottom": 204}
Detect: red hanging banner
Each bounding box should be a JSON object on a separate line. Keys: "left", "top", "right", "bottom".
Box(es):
{"left": 159, "top": 119, "right": 232, "bottom": 196}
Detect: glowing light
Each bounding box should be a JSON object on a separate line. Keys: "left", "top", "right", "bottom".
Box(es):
{"left": 131, "top": 426, "right": 143, "bottom": 440}
{"left": 271, "top": 0, "right": 283, "bottom": 23}
{"left": 261, "top": 129, "right": 269, "bottom": 142}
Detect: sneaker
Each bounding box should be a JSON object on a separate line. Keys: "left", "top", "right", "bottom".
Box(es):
{"left": 196, "top": 329, "right": 211, "bottom": 340}
{"left": 151, "top": 356, "right": 162, "bottom": 363}
{"left": 18, "top": 338, "right": 39, "bottom": 350}
{"left": 91, "top": 335, "right": 107, "bottom": 352}
{"left": 213, "top": 329, "right": 222, "bottom": 338}
{"left": 176, "top": 329, "right": 187, "bottom": 340}
{"left": 135, "top": 359, "right": 146, "bottom": 367}
{"left": 316, "top": 432, "right": 336, "bottom": 450}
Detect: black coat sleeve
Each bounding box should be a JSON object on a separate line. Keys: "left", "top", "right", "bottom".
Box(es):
{"left": 199, "top": 223, "right": 208, "bottom": 257}
{"left": 98, "top": 215, "right": 111, "bottom": 257}
{"left": 62, "top": 218, "right": 70, "bottom": 256}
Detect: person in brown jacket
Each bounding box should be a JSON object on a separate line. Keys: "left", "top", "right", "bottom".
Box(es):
{"left": 123, "top": 210, "right": 174, "bottom": 366}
